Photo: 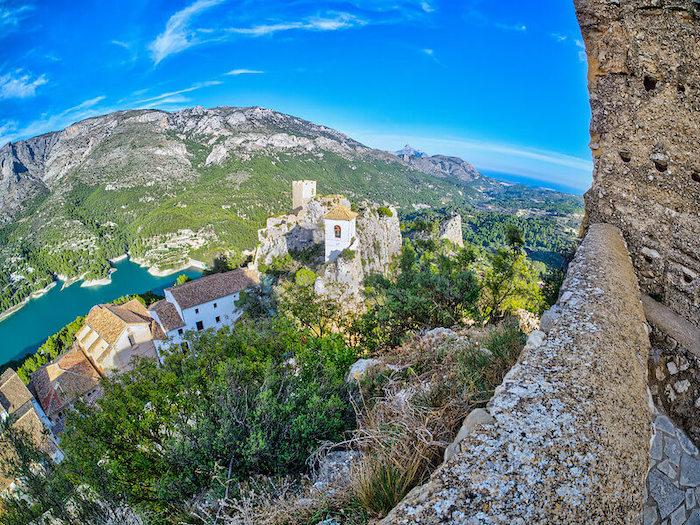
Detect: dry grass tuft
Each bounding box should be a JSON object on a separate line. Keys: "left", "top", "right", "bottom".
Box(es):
{"left": 348, "top": 320, "right": 524, "bottom": 517}
{"left": 186, "top": 320, "right": 524, "bottom": 524}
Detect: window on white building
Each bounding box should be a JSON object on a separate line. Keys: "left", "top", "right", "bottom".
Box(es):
{"left": 334, "top": 224, "right": 342, "bottom": 238}
{"left": 215, "top": 316, "right": 221, "bottom": 323}
{"left": 196, "top": 321, "right": 204, "bottom": 331}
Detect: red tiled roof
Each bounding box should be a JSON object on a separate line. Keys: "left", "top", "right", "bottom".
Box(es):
{"left": 149, "top": 300, "right": 185, "bottom": 332}
{"left": 0, "top": 369, "right": 33, "bottom": 415}
{"left": 166, "top": 269, "right": 259, "bottom": 310}
{"left": 29, "top": 349, "right": 101, "bottom": 424}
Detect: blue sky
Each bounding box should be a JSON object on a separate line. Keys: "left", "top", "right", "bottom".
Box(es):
{"left": 0, "top": 0, "right": 593, "bottom": 192}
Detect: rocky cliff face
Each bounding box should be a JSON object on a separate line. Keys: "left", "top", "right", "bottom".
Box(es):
{"left": 356, "top": 205, "right": 402, "bottom": 277}
{"left": 575, "top": 0, "right": 700, "bottom": 328}
{"left": 0, "top": 107, "right": 400, "bottom": 226}
{"left": 397, "top": 145, "right": 482, "bottom": 184}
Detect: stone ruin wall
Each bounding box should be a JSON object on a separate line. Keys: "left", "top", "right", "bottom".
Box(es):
{"left": 576, "top": 0, "right": 700, "bottom": 455}
{"left": 574, "top": 0, "right": 700, "bottom": 328}
{"left": 384, "top": 224, "right": 653, "bottom": 523}
{"left": 382, "top": 3, "right": 700, "bottom": 521}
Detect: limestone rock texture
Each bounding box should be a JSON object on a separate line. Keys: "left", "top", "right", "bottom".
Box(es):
{"left": 383, "top": 224, "right": 652, "bottom": 524}
{"left": 438, "top": 215, "right": 464, "bottom": 247}
{"left": 356, "top": 205, "right": 402, "bottom": 276}
{"left": 317, "top": 204, "right": 401, "bottom": 304}
{"left": 575, "top": 0, "right": 700, "bottom": 328}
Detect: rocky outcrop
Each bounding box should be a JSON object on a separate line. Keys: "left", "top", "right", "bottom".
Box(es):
{"left": 575, "top": 0, "right": 700, "bottom": 329}
{"left": 407, "top": 214, "right": 464, "bottom": 248}
{"left": 396, "top": 145, "right": 481, "bottom": 184}
{"left": 253, "top": 197, "right": 336, "bottom": 267}
{"left": 356, "top": 205, "right": 402, "bottom": 276}
{"left": 252, "top": 196, "right": 401, "bottom": 305}
{"left": 383, "top": 224, "right": 652, "bottom": 524}
{"left": 437, "top": 215, "right": 463, "bottom": 247}
{"left": 316, "top": 204, "right": 401, "bottom": 304}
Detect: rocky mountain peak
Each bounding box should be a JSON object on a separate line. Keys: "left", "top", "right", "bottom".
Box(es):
{"left": 396, "top": 144, "right": 426, "bottom": 159}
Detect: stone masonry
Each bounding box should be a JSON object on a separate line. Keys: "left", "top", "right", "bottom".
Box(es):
{"left": 645, "top": 411, "right": 700, "bottom": 525}
{"left": 383, "top": 224, "right": 652, "bottom": 524}
{"left": 574, "top": 0, "right": 700, "bottom": 328}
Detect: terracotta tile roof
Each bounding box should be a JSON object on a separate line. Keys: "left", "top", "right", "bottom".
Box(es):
{"left": 0, "top": 369, "right": 33, "bottom": 415}
{"left": 0, "top": 403, "right": 59, "bottom": 492}
{"left": 166, "top": 269, "right": 259, "bottom": 310}
{"left": 83, "top": 301, "right": 151, "bottom": 345}
{"left": 149, "top": 300, "right": 185, "bottom": 332}
{"left": 29, "top": 349, "right": 101, "bottom": 425}
{"left": 119, "top": 299, "right": 151, "bottom": 319}
{"left": 150, "top": 320, "right": 166, "bottom": 341}
{"left": 113, "top": 341, "right": 159, "bottom": 371}
{"left": 324, "top": 204, "right": 358, "bottom": 221}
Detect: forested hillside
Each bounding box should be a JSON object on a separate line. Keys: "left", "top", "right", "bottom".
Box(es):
{"left": 0, "top": 106, "right": 582, "bottom": 316}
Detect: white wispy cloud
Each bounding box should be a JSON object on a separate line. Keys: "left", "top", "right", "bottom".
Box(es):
{"left": 110, "top": 39, "right": 131, "bottom": 50}
{"left": 575, "top": 39, "right": 587, "bottom": 63}
{"left": 495, "top": 22, "right": 527, "bottom": 32}
{"left": 229, "top": 12, "right": 365, "bottom": 37}
{"left": 422, "top": 48, "right": 434, "bottom": 56}
{"left": 550, "top": 32, "right": 567, "bottom": 42}
{"left": 0, "top": 2, "right": 33, "bottom": 32}
{"left": 133, "top": 80, "right": 222, "bottom": 106}
{"left": 149, "top": 0, "right": 225, "bottom": 64}
{"left": 420, "top": 1, "right": 435, "bottom": 13}
{"left": 350, "top": 131, "right": 593, "bottom": 192}
{"left": 148, "top": 1, "right": 429, "bottom": 62}
{"left": 226, "top": 68, "right": 265, "bottom": 75}
{"left": 0, "top": 70, "right": 47, "bottom": 99}
{"left": 1, "top": 95, "right": 109, "bottom": 146}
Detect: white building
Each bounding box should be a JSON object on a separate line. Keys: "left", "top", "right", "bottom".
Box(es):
{"left": 292, "top": 180, "right": 317, "bottom": 210}
{"left": 148, "top": 268, "right": 259, "bottom": 353}
{"left": 324, "top": 205, "right": 358, "bottom": 262}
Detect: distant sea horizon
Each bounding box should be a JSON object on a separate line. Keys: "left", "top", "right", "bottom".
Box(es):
{"left": 479, "top": 169, "right": 588, "bottom": 196}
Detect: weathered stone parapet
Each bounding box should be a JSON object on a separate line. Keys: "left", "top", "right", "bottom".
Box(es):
{"left": 383, "top": 224, "right": 652, "bottom": 524}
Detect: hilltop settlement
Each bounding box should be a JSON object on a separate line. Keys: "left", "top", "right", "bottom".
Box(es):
{"left": 0, "top": 179, "right": 417, "bottom": 496}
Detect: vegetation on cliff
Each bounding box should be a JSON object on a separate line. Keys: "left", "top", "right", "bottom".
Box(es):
{"left": 0, "top": 222, "right": 556, "bottom": 525}
{"left": 0, "top": 107, "right": 582, "bottom": 320}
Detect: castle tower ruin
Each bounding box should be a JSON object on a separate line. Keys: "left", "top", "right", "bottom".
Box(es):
{"left": 292, "top": 180, "right": 317, "bottom": 210}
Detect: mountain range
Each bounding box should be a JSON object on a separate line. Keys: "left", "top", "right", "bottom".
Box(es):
{"left": 0, "top": 106, "right": 582, "bottom": 314}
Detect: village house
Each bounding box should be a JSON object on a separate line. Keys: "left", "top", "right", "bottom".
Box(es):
{"left": 324, "top": 204, "right": 358, "bottom": 262}
{"left": 75, "top": 299, "right": 161, "bottom": 376}
{"left": 0, "top": 369, "right": 62, "bottom": 496}
{"left": 148, "top": 268, "right": 259, "bottom": 352}
{"left": 29, "top": 349, "right": 102, "bottom": 434}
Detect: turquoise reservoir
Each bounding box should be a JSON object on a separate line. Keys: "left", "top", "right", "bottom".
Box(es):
{"left": 0, "top": 258, "right": 202, "bottom": 367}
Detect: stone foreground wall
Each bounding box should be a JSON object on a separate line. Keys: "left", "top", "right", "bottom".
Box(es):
{"left": 574, "top": 0, "right": 700, "bottom": 328}
{"left": 384, "top": 224, "right": 652, "bottom": 524}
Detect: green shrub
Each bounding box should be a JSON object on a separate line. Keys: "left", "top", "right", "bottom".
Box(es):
{"left": 175, "top": 274, "right": 190, "bottom": 286}
{"left": 56, "top": 319, "right": 358, "bottom": 522}
{"left": 340, "top": 248, "right": 357, "bottom": 261}
{"left": 295, "top": 267, "right": 317, "bottom": 287}
{"left": 376, "top": 206, "right": 393, "bottom": 218}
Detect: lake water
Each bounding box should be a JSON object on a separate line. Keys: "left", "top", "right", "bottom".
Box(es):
{"left": 0, "top": 258, "right": 202, "bottom": 368}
